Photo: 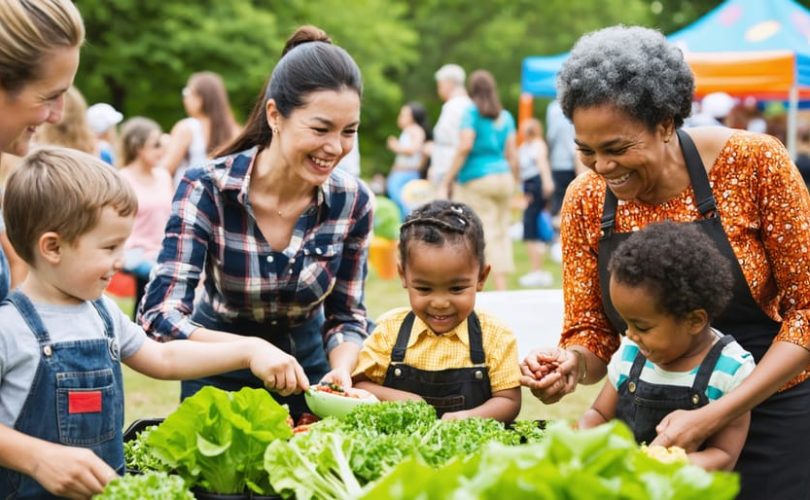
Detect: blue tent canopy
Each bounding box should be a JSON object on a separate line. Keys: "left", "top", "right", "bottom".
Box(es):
{"left": 521, "top": 0, "right": 810, "bottom": 97}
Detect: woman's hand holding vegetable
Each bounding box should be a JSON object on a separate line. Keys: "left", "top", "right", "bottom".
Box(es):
{"left": 520, "top": 347, "right": 580, "bottom": 404}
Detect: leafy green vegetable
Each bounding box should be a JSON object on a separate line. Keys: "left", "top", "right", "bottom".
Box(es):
{"left": 417, "top": 417, "right": 520, "bottom": 466}
{"left": 93, "top": 471, "right": 193, "bottom": 499}
{"left": 342, "top": 400, "right": 436, "bottom": 436}
{"left": 264, "top": 419, "right": 362, "bottom": 500}
{"left": 359, "top": 421, "right": 740, "bottom": 500}
{"left": 146, "top": 387, "right": 292, "bottom": 494}
{"left": 124, "top": 425, "right": 171, "bottom": 473}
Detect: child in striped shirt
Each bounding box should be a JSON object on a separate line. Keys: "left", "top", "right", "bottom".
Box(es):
{"left": 579, "top": 222, "right": 755, "bottom": 471}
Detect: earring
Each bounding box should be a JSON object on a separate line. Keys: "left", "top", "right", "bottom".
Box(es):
{"left": 272, "top": 126, "right": 279, "bottom": 135}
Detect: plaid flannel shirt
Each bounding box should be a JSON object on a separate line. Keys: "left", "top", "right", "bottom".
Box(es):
{"left": 138, "top": 147, "right": 372, "bottom": 352}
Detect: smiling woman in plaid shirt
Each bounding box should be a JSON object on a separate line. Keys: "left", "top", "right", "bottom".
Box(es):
{"left": 138, "top": 25, "right": 372, "bottom": 418}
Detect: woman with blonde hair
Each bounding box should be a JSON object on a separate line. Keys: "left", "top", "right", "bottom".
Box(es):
{"left": 0, "top": 2, "right": 121, "bottom": 497}
{"left": 160, "top": 71, "right": 241, "bottom": 184}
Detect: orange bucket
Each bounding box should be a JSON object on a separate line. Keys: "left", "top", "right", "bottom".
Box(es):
{"left": 106, "top": 271, "right": 136, "bottom": 298}
{"left": 368, "top": 236, "right": 398, "bottom": 280}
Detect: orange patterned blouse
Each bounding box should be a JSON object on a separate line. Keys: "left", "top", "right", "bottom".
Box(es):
{"left": 559, "top": 132, "right": 810, "bottom": 389}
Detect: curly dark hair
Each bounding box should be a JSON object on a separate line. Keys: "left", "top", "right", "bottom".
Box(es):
{"left": 557, "top": 25, "right": 694, "bottom": 130}
{"left": 608, "top": 222, "right": 733, "bottom": 320}
{"left": 399, "top": 200, "right": 485, "bottom": 269}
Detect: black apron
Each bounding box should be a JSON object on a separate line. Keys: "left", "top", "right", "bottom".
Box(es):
{"left": 597, "top": 128, "right": 810, "bottom": 500}
{"left": 616, "top": 333, "right": 732, "bottom": 445}
{"left": 382, "top": 311, "right": 491, "bottom": 417}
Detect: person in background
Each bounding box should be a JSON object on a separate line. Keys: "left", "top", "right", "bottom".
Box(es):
{"left": 545, "top": 99, "right": 582, "bottom": 263}
{"left": 386, "top": 101, "right": 430, "bottom": 219}
{"left": 160, "top": 71, "right": 240, "bottom": 185}
{"left": 520, "top": 26, "right": 810, "bottom": 500}
{"left": 0, "top": 147, "right": 316, "bottom": 498}
{"left": 354, "top": 201, "right": 521, "bottom": 422}
{"left": 685, "top": 92, "right": 736, "bottom": 128}
{"left": 580, "top": 222, "right": 754, "bottom": 471}
{"left": 34, "top": 85, "right": 96, "bottom": 155}
{"left": 427, "top": 64, "right": 471, "bottom": 187}
{"left": 439, "top": 70, "right": 518, "bottom": 292}
{"left": 86, "top": 102, "right": 123, "bottom": 165}
{"left": 139, "top": 26, "right": 372, "bottom": 420}
{"left": 118, "top": 117, "right": 173, "bottom": 319}
{"left": 517, "top": 118, "right": 555, "bottom": 288}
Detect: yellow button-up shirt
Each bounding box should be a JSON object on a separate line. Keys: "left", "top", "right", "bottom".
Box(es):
{"left": 353, "top": 307, "right": 521, "bottom": 393}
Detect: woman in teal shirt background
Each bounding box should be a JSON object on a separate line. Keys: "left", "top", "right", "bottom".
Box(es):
{"left": 439, "top": 69, "right": 518, "bottom": 290}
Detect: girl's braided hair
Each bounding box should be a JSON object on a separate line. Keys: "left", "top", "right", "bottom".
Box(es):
{"left": 398, "top": 200, "right": 485, "bottom": 269}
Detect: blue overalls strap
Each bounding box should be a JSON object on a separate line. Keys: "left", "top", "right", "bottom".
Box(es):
{"left": 6, "top": 291, "right": 51, "bottom": 345}
{"left": 89, "top": 298, "right": 115, "bottom": 340}
{"left": 691, "top": 334, "right": 734, "bottom": 392}
{"left": 675, "top": 129, "right": 718, "bottom": 217}
{"left": 391, "top": 312, "right": 416, "bottom": 362}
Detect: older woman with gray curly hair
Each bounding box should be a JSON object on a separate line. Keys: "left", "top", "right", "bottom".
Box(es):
{"left": 520, "top": 26, "right": 810, "bottom": 499}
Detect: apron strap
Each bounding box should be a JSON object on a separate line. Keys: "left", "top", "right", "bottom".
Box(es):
{"left": 6, "top": 290, "right": 52, "bottom": 345}
{"left": 600, "top": 189, "right": 619, "bottom": 239}
{"left": 467, "top": 311, "right": 485, "bottom": 365}
{"left": 675, "top": 129, "right": 718, "bottom": 217}
{"left": 391, "top": 311, "right": 416, "bottom": 362}
{"left": 627, "top": 346, "right": 647, "bottom": 384}
{"left": 691, "top": 332, "right": 734, "bottom": 392}
{"left": 391, "top": 311, "right": 486, "bottom": 364}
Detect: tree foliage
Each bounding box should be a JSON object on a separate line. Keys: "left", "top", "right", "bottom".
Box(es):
{"left": 72, "top": 0, "right": 810, "bottom": 175}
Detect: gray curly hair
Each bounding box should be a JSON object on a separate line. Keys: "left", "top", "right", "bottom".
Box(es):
{"left": 557, "top": 26, "right": 694, "bottom": 129}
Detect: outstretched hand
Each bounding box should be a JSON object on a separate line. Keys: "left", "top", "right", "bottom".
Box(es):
{"left": 520, "top": 347, "right": 579, "bottom": 404}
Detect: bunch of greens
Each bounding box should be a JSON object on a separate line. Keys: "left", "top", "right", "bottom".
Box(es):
{"left": 360, "top": 421, "right": 739, "bottom": 500}
{"left": 264, "top": 419, "right": 362, "bottom": 500}
{"left": 123, "top": 425, "right": 171, "bottom": 473}
{"left": 93, "top": 471, "right": 192, "bottom": 499}
{"left": 146, "top": 386, "right": 292, "bottom": 495}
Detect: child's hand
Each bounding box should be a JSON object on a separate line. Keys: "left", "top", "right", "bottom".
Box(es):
{"left": 249, "top": 342, "right": 309, "bottom": 397}
{"left": 320, "top": 367, "right": 353, "bottom": 390}
{"left": 31, "top": 442, "right": 116, "bottom": 498}
{"left": 441, "top": 410, "right": 470, "bottom": 421}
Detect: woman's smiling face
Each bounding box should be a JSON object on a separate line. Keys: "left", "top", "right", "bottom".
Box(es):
{"left": 270, "top": 89, "right": 360, "bottom": 186}
{"left": 572, "top": 104, "right": 672, "bottom": 203}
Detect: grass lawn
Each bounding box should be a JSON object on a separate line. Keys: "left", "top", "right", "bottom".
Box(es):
{"left": 119, "top": 234, "right": 597, "bottom": 426}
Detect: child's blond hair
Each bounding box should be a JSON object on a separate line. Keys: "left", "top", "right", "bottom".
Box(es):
{"left": 3, "top": 146, "right": 137, "bottom": 264}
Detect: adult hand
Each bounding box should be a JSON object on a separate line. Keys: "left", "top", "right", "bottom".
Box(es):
{"left": 31, "top": 443, "right": 116, "bottom": 499}
{"left": 651, "top": 406, "right": 719, "bottom": 452}
{"left": 249, "top": 343, "right": 309, "bottom": 396}
{"left": 320, "top": 366, "right": 353, "bottom": 390}
{"left": 542, "top": 179, "right": 555, "bottom": 200}
{"left": 520, "top": 347, "right": 579, "bottom": 404}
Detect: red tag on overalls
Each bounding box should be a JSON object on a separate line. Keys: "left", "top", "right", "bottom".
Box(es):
{"left": 68, "top": 391, "right": 102, "bottom": 413}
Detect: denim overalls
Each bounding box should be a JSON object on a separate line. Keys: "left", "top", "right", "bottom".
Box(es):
{"left": 616, "top": 334, "right": 732, "bottom": 445}
{"left": 382, "top": 311, "right": 492, "bottom": 417}
{"left": 597, "top": 129, "right": 810, "bottom": 499}
{"left": 0, "top": 292, "right": 124, "bottom": 499}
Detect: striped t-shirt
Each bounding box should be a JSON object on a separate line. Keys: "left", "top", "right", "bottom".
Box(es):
{"left": 607, "top": 330, "right": 755, "bottom": 401}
